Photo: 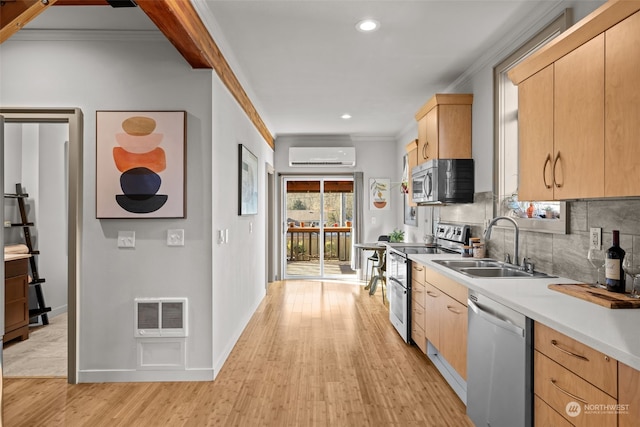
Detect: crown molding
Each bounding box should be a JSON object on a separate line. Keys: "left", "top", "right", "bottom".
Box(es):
{"left": 7, "top": 29, "right": 165, "bottom": 42}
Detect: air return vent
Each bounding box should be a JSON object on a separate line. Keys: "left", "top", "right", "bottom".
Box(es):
{"left": 134, "top": 298, "right": 187, "bottom": 337}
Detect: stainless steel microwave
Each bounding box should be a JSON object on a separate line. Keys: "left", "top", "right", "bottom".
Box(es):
{"left": 411, "top": 159, "right": 474, "bottom": 204}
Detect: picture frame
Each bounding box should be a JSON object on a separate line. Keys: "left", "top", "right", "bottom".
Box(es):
{"left": 369, "top": 178, "right": 390, "bottom": 210}
{"left": 96, "top": 110, "right": 186, "bottom": 218}
{"left": 238, "top": 144, "right": 258, "bottom": 215}
{"left": 404, "top": 193, "right": 418, "bottom": 226}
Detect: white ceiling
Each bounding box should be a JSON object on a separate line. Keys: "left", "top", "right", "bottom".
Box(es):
{"left": 25, "top": 1, "right": 566, "bottom": 139}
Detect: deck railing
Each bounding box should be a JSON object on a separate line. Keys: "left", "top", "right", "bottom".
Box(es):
{"left": 286, "top": 226, "right": 352, "bottom": 262}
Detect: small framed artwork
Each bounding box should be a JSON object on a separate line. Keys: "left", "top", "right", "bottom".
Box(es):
{"left": 238, "top": 144, "right": 258, "bottom": 215}
{"left": 369, "top": 178, "right": 390, "bottom": 210}
{"left": 404, "top": 194, "right": 418, "bottom": 226}
{"left": 96, "top": 110, "right": 186, "bottom": 218}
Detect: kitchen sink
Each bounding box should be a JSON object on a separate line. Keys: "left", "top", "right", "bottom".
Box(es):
{"left": 433, "top": 259, "right": 555, "bottom": 279}
{"left": 434, "top": 259, "right": 501, "bottom": 269}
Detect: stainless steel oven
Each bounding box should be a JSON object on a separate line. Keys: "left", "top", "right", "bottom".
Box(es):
{"left": 387, "top": 250, "right": 410, "bottom": 343}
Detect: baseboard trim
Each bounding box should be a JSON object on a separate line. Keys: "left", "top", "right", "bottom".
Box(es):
{"left": 78, "top": 368, "right": 214, "bottom": 383}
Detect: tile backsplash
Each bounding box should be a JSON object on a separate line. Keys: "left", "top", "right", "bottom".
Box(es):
{"left": 414, "top": 191, "right": 640, "bottom": 289}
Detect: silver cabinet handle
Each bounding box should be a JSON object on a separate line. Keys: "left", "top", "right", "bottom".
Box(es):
{"left": 543, "top": 153, "right": 552, "bottom": 189}
{"left": 446, "top": 305, "right": 462, "bottom": 315}
{"left": 550, "top": 339, "right": 589, "bottom": 362}
{"left": 551, "top": 379, "right": 588, "bottom": 404}
{"left": 553, "top": 151, "right": 562, "bottom": 188}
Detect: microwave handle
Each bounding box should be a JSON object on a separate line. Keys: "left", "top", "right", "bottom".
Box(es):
{"left": 424, "top": 172, "right": 433, "bottom": 197}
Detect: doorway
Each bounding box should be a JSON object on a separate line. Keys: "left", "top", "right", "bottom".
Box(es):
{"left": 0, "top": 108, "right": 82, "bottom": 384}
{"left": 283, "top": 176, "right": 355, "bottom": 279}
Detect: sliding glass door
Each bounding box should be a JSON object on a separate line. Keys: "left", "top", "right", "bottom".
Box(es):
{"left": 283, "top": 176, "right": 354, "bottom": 279}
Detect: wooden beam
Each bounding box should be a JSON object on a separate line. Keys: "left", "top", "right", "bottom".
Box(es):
{"left": 137, "top": 0, "right": 275, "bottom": 149}
{"left": 0, "top": 0, "right": 59, "bottom": 44}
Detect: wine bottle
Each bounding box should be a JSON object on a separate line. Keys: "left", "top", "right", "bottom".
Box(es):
{"left": 605, "top": 230, "right": 626, "bottom": 293}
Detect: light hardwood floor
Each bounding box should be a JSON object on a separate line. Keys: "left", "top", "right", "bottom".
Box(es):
{"left": 3, "top": 280, "right": 473, "bottom": 426}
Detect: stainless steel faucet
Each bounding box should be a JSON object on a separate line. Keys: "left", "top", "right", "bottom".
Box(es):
{"left": 484, "top": 216, "right": 519, "bottom": 266}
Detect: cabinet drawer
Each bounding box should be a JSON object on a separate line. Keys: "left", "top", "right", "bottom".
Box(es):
{"left": 5, "top": 258, "right": 28, "bottom": 279}
{"left": 412, "top": 298, "right": 425, "bottom": 328}
{"left": 534, "top": 395, "right": 573, "bottom": 427}
{"left": 535, "top": 322, "right": 617, "bottom": 397}
{"left": 412, "top": 320, "right": 427, "bottom": 354}
{"left": 425, "top": 266, "right": 467, "bottom": 305}
{"left": 412, "top": 263, "right": 425, "bottom": 284}
{"left": 535, "top": 351, "right": 617, "bottom": 427}
{"left": 412, "top": 281, "right": 425, "bottom": 308}
{"left": 424, "top": 282, "right": 441, "bottom": 349}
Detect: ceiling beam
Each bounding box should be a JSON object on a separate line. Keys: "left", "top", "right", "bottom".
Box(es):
{"left": 136, "top": 0, "right": 275, "bottom": 149}
{"left": 0, "top": 0, "right": 59, "bottom": 44}
{"left": 2, "top": 0, "right": 274, "bottom": 148}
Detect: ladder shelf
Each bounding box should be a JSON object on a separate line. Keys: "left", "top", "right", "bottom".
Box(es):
{"left": 4, "top": 183, "right": 51, "bottom": 325}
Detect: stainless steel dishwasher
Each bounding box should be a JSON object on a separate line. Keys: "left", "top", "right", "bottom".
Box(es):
{"left": 467, "top": 290, "right": 532, "bottom": 427}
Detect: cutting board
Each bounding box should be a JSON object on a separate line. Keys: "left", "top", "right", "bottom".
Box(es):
{"left": 548, "top": 284, "right": 640, "bottom": 308}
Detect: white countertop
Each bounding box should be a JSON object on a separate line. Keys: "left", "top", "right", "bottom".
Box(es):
{"left": 4, "top": 253, "right": 31, "bottom": 262}
{"left": 408, "top": 252, "right": 640, "bottom": 371}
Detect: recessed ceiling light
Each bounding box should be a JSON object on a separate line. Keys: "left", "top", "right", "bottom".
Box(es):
{"left": 356, "top": 19, "right": 379, "bottom": 33}
{"left": 341, "top": 114, "right": 352, "bottom": 120}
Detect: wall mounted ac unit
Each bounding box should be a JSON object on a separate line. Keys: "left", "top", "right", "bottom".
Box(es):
{"left": 134, "top": 298, "right": 188, "bottom": 338}
{"left": 289, "top": 147, "right": 356, "bottom": 167}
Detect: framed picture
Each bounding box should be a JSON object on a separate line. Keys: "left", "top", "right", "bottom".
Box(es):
{"left": 96, "top": 110, "right": 186, "bottom": 218}
{"left": 238, "top": 144, "right": 258, "bottom": 215}
{"left": 369, "top": 178, "right": 390, "bottom": 210}
{"left": 404, "top": 194, "right": 418, "bottom": 226}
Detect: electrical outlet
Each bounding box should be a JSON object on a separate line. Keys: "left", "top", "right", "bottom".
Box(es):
{"left": 167, "top": 229, "right": 185, "bottom": 246}
{"left": 117, "top": 231, "right": 136, "bottom": 248}
{"left": 590, "top": 227, "right": 602, "bottom": 250}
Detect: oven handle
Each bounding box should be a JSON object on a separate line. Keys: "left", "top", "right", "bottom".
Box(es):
{"left": 388, "top": 276, "right": 406, "bottom": 291}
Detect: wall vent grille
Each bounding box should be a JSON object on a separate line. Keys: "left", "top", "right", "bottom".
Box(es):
{"left": 134, "top": 298, "right": 187, "bottom": 337}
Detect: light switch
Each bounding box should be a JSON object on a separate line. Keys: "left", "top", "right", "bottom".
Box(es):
{"left": 118, "top": 231, "right": 135, "bottom": 248}
{"left": 167, "top": 229, "right": 185, "bottom": 246}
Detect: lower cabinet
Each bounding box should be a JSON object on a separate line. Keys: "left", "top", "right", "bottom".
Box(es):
{"left": 423, "top": 266, "right": 468, "bottom": 381}
{"left": 4, "top": 258, "right": 30, "bottom": 343}
{"left": 619, "top": 362, "right": 640, "bottom": 427}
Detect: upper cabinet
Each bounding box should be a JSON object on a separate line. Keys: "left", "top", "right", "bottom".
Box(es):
{"left": 414, "top": 94, "right": 473, "bottom": 164}
{"left": 509, "top": 2, "right": 640, "bottom": 201}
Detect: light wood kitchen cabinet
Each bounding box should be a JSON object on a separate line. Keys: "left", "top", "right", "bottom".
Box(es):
{"left": 509, "top": 2, "right": 640, "bottom": 201}
{"left": 422, "top": 266, "right": 467, "bottom": 380}
{"left": 605, "top": 10, "right": 640, "bottom": 197}
{"left": 553, "top": 34, "right": 604, "bottom": 200}
{"left": 534, "top": 395, "right": 573, "bottom": 427}
{"left": 517, "top": 65, "right": 554, "bottom": 201}
{"left": 438, "top": 293, "right": 467, "bottom": 380}
{"left": 411, "top": 264, "right": 427, "bottom": 354}
{"left": 423, "top": 282, "right": 441, "bottom": 351}
{"left": 618, "top": 362, "right": 640, "bottom": 427}
{"left": 405, "top": 139, "right": 418, "bottom": 206}
{"left": 534, "top": 322, "right": 617, "bottom": 427}
{"left": 414, "top": 93, "right": 472, "bottom": 164}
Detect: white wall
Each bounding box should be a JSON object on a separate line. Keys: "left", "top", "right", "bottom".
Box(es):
{"left": 1, "top": 32, "right": 223, "bottom": 381}
{"left": 211, "top": 74, "right": 273, "bottom": 376}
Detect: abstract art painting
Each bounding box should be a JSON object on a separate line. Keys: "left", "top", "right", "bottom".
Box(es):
{"left": 369, "top": 178, "right": 390, "bottom": 210}
{"left": 238, "top": 144, "right": 258, "bottom": 215}
{"left": 96, "top": 111, "right": 186, "bottom": 218}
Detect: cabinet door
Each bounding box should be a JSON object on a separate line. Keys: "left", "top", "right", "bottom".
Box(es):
{"left": 405, "top": 140, "right": 418, "bottom": 206}
{"left": 554, "top": 34, "right": 605, "bottom": 199}
{"left": 439, "top": 294, "right": 467, "bottom": 380}
{"left": 518, "top": 65, "right": 554, "bottom": 201}
{"left": 438, "top": 104, "right": 472, "bottom": 159}
{"left": 605, "top": 11, "right": 640, "bottom": 197}
{"left": 417, "top": 115, "right": 429, "bottom": 164}
{"left": 424, "top": 107, "right": 438, "bottom": 161}
{"left": 5, "top": 275, "right": 28, "bottom": 333}
{"left": 619, "top": 362, "right": 640, "bottom": 427}
{"left": 423, "top": 282, "right": 441, "bottom": 350}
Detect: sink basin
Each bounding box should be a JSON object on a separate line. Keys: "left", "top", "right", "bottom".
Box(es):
{"left": 459, "top": 267, "right": 534, "bottom": 278}
{"left": 433, "top": 259, "right": 555, "bottom": 279}
{"left": 434, "top": 259, "right": 501, "bottom": 268}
